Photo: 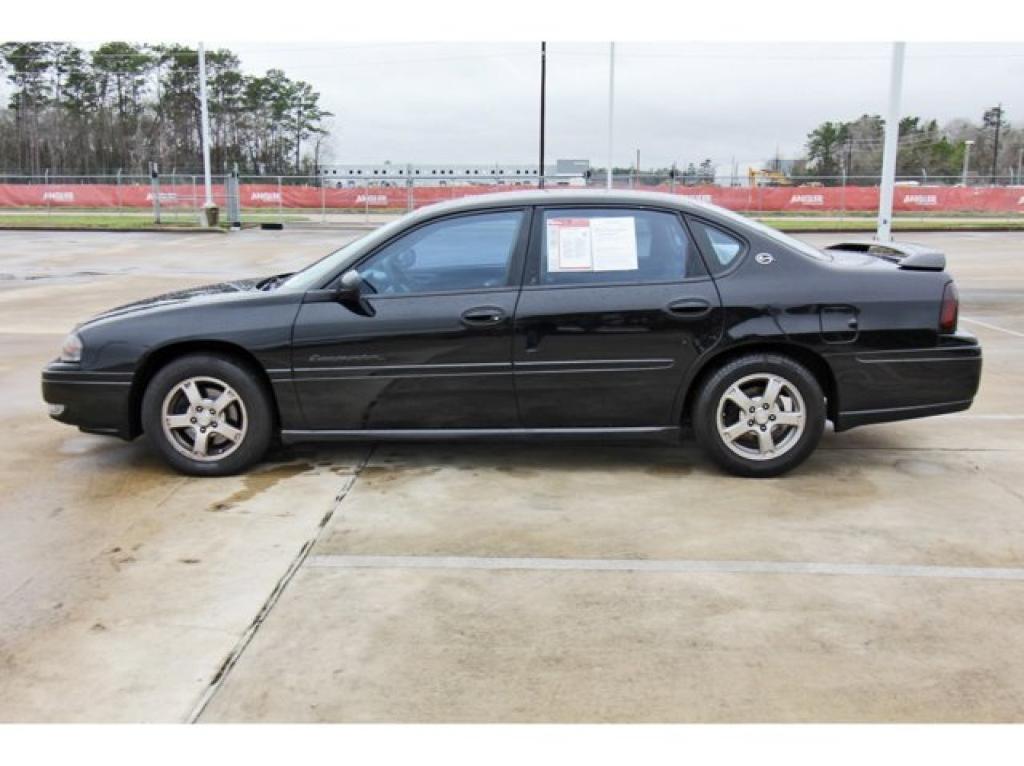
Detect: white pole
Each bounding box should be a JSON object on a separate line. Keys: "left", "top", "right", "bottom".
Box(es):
{"left": 606, "top": 42, "right": 615, "bottom": 190}
{"left": 876, "top": 41, "right": 905, "bottom": 242}
{"left": 962, "top": 140, "right": 974, "bottom": 186}
{"left": 198, "top": 42, "right": 214, "bottom": 209}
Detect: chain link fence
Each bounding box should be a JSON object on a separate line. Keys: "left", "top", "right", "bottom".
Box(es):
{"left": 0, "top": 172, "right": 1021, "bottom": 227}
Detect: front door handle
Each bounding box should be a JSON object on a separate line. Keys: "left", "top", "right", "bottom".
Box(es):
{"left": 461, "top": 306, "right": 507, "bottom": 327}
{"left": 665, "top": 298, "right": 712, "bottom": 319}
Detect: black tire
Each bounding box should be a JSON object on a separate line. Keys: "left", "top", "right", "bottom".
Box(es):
{"left": 692, "top": 353, "right": 825, "bottom": 478}
{"left": 141, "top": 353, "right": 274, "bottom": 476}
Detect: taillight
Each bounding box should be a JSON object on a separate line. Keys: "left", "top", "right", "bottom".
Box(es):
{"left": 939, "top": 282, "right": 959, "bottom": 334}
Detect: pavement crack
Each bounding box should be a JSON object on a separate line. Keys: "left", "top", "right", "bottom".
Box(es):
{"left": 184, "top": 445, "right": 376, "bottom": 723}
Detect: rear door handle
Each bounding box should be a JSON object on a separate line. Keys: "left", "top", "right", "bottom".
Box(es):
{"left": 460, "top": 306, "right": 507, "bottom": 327}
{"left": 665, "top": 298, "right": 712, "bottom": 319}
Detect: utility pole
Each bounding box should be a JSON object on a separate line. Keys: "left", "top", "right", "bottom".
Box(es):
{"left": 876, "top": 41, "right": 905, "bottom": 243}
{"left": 989, "top": 103, "right": 1003, "bottom": 184}
{"left": 635, "top": 148, "right": 640, "bottom": 187}
{"left": 538, "top": 41, "right": 546, "bottom": 189}
{"left": 606, "top": 42, "right": 615, "bottom": 190}
{"left": 198, "top": 42, "right": 215, "bottom": 223}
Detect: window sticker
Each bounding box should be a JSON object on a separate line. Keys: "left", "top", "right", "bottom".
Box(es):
{"left": 546, "top": 216, "right": 638, "bottom": 273}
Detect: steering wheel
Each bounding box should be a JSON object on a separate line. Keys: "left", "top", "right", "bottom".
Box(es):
{"left": 383, "top": 248, "right": 416, "bottom": 293}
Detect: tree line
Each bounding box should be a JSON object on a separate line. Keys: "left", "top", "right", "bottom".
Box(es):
{"left": 0, "top": 41, "right": 332, "bottom": 176}
{"left": 799, "top": 107, "right": 1022, "bottom": 184}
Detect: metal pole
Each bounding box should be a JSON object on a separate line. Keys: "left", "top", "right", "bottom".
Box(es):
{"left": 320, "top": 172, "right": 326, "bottom": 224}
{"left": 962, "top": 140, "right": 974, "bottom": 186}
{"left": 990, "top": 104, "right": 1002, "bottom": 184}
{"left": 198, "top": 43, "right": 214, "bottom": 211}
{"left": 539, "top": 42, "right": 546, "bottom": 189}
{"left": 1017, "top": 147, "right": 1023, "bottom": 184}
{"left": 150, "top": 162, "right": 161, "bottom": 224}
{"left": 406, "top": 163, "right": 414, "bottom": 212}
{"left": 876, "top": 41, "right": 905, "bottom": 243}
{"left": 606, "top": 42, "right": 615, "bottom": 190}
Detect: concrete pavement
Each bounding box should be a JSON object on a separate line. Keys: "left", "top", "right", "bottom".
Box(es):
{"left": 1, "top": 229, "right": 1022, "bottom": 721}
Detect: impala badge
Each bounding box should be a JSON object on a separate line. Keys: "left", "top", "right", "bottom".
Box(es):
{"left": 755, "top": 252, "right": 774, "bottom": 265}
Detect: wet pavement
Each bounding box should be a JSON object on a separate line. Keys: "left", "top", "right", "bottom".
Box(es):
{"left": 1, "top": 229, "right": 1022, "bottom": 721}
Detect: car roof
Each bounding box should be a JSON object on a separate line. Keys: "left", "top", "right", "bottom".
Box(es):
{"left": 409, "top": 189, "right": 720, "bottom": 219}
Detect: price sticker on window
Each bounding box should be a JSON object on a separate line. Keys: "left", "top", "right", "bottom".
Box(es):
{"left": 546, "top": 216, "right": 637, "bottom": 273}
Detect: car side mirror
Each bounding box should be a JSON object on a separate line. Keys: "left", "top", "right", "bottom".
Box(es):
{"left": 337, "top": 269, "right": 363, "bottom": 300}
{"left": 335, "top": 269, "right": 375, "bottom": 317}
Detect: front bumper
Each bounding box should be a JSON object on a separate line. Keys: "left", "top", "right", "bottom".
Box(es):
{"left": 830, "top": 332, "right": 982, "bottom": 431}
{"left": 41, "top": 362, "right": 135, "bottom": 439}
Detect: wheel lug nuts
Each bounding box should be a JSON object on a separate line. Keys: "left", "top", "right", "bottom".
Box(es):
{"left": 769, "top": 415, "right": 776, "bottom": 421}
{"left": 763, "top": 403, "right": 769, "bottom": 409}
{"left": 747, "top": 420, "right": 754, "bottom": 426}
{"left": 195, "top": 406, "right": 202, "bottom": 412}
{"left": 748, "top": 407, "right": 755, "bottom": 413}
{"left": 760, "top": 425, "right": 766, "bottom": 432}
{"left": 211, "top": 422, "right": 218, "bottom": 428}
{"left": 190, "top": 417, "right": 197, "bottom": 424}
{"left": 200, "top": 427, "right": 206, "bottom": 433}
{"left": 209, "top": 408, "right": 215, "bottom": 414}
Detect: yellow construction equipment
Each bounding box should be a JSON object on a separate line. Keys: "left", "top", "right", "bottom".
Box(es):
{"left": 748, "top": 168, "right": 793, "bottom": 187}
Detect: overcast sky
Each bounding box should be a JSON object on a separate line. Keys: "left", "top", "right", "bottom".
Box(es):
{"left": 175, "top": 41, "right": 1024, "bottom": 167}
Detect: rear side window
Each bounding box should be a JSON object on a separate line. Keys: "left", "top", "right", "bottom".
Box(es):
{"left": 688, "top": 220, "right": 745, "bottom": 273}
{"left": 535, "top": 208, "right": 705, "bottom": 286}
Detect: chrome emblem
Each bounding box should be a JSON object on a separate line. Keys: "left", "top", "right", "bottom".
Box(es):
{"left": 754, "top": 252, "right": 774, "bottom": 265}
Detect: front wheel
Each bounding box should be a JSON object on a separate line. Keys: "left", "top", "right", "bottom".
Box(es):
{"left": 692, "top": 353, "right": 825, "bottom": 478}
{"left": 141, "top": 354, "right": 274, "bottom": 476}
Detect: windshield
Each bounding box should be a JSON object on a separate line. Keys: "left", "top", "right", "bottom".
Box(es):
{"left": 700, "top": 204, "right": 832, "bottom": 262}
{"left": 280, "top": 216, "right": 411, "bottom": 291}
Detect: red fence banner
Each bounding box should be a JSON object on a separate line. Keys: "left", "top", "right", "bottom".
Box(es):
{"left": 0, "top": 182, "right": 1022, "bottom": 214}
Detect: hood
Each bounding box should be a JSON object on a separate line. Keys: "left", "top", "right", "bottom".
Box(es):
{"left": 84, "top": 278, "right": 263, "bottom": 325}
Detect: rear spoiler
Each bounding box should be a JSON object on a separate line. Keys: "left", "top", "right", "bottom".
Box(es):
{"left": 824, "top": 241, "right": 946, "bottom": 271}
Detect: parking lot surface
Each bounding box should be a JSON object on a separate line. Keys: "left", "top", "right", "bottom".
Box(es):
{"left": 1, "top": 228, "right": 1022, "bottom": 721}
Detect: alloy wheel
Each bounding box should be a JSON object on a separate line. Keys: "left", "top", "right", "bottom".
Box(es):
{"left": 161, "top": 376, "right": 248, "bottom": 462}
{"left": 715, "top": 373, "right": 807, "bottom": 461}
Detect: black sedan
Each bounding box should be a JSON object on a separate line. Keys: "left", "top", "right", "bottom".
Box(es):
{"left": 42, "top": 191, "right": 982, "bottom": 477}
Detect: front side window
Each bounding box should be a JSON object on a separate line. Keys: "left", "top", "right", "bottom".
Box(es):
{"left": 536, "top": 208, "right": 704, "bottom": 287}
{"left": 358, "top": 210, "right": 524, "bottom": 295}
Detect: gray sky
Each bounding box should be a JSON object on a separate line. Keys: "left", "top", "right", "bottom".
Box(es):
{"left": 196, "top": 41, "right": 1024, "bottom": 167}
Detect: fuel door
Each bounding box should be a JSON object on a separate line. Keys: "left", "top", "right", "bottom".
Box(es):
{"left": 819, "top": 304, "right": 859, "bottom": 343}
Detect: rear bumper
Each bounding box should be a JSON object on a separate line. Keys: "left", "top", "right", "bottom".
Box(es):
{"left": 830, "top": 333, "right": 982, "bottom": 432}
{"left": 41, "top": 363, "right": 134, "bottom": 439}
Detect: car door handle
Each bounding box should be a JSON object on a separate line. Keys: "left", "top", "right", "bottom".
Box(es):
{"left": 460, "top": 307, "right": 507, "bottom": 327}
{"left": 665, "top": 298, "right": 712, "bottom": 319}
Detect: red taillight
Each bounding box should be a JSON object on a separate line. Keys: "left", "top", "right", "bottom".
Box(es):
{"left": 939, "top": 282, "right": 959, "bottom": 334}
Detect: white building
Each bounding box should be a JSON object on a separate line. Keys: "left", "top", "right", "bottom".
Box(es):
{"left": 318, "top": 161, "right": 588, "bottom": 187}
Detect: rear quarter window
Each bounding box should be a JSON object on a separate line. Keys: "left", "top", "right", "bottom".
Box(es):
{"left": 688, "top": 219, "right": 746, "bottom": 274}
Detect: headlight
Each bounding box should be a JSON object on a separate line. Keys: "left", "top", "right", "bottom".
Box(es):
{"left": 59, "top": 332, "right": 83, "bottom": 363}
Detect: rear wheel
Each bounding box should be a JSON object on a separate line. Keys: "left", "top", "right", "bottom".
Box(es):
{"left": 692, "top": 353, "right": 825, "bottom": 477}
{"left": 141, "top": 354, "right": 273, "bottom": 476}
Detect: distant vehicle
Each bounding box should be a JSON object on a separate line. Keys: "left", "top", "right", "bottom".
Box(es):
{"left": 43, "top": 191, "right": 981, "bottom": 478}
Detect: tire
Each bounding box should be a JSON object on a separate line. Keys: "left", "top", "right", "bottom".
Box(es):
{"left": 141, "top": 353, "right": 274, "bottom": 476}
{"left": 692, "top": 353, "right": 825, "bottom": 478}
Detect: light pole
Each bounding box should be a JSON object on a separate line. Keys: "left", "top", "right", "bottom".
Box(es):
{"left": 962, "top": 139, "right": 975, "bottom": 186}
{"left": 876, "top": 41, "right": 905, "bottom": 243}
{"left": 606, "top": 42, "right": 615, "bottom": 190}
{"left": 198, "top": 42, "right": 215, "bottom": 224}
{"left": 539, "top": 42, "right": 546, "bottom": 189}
